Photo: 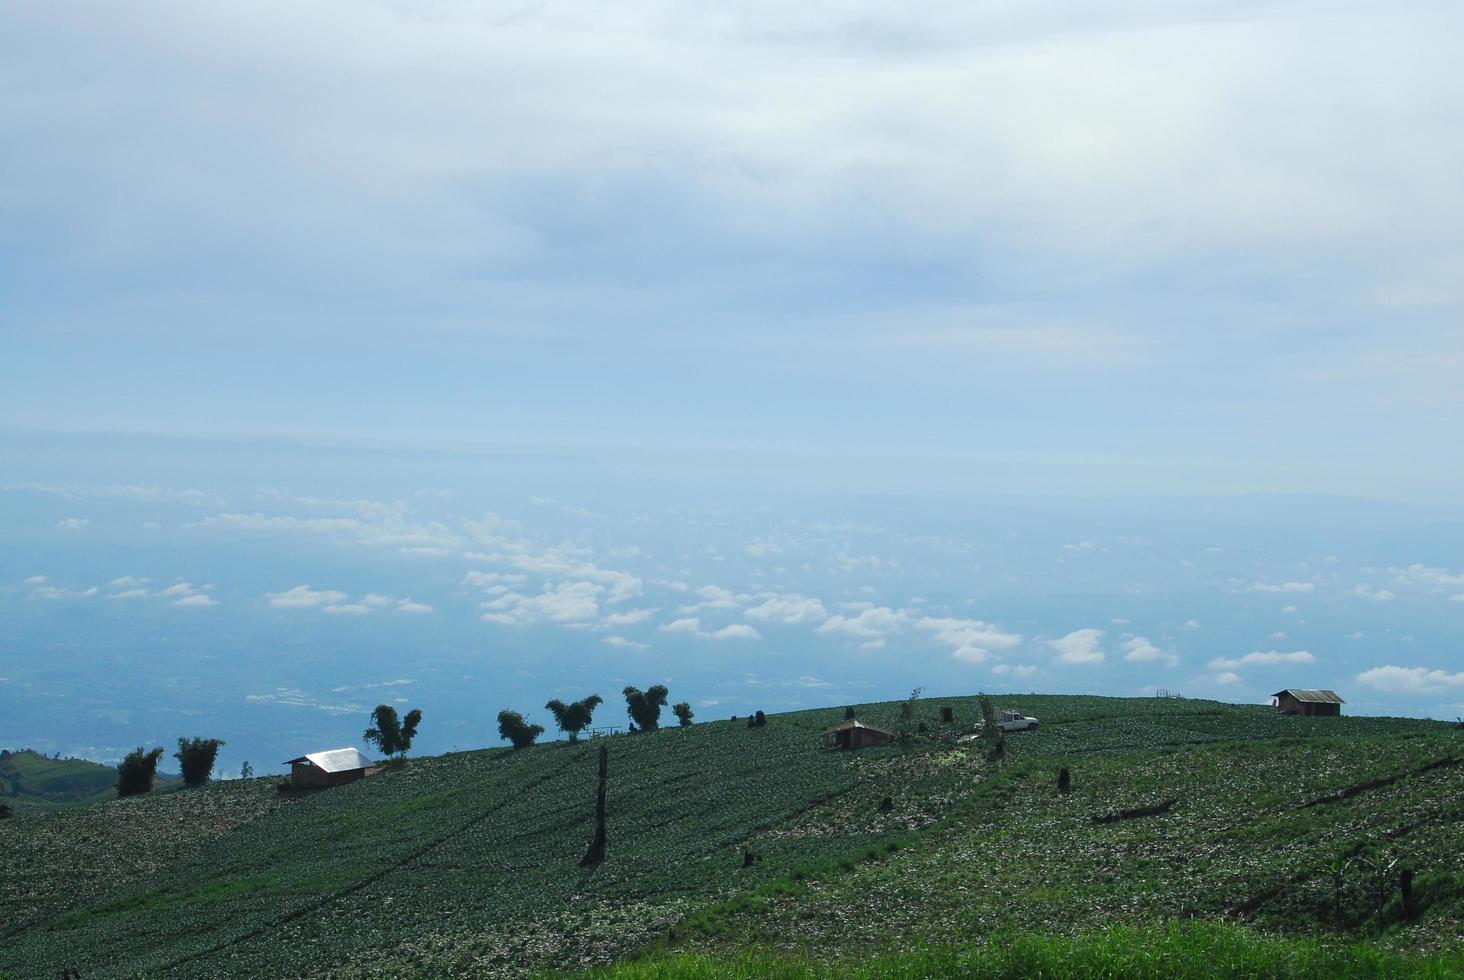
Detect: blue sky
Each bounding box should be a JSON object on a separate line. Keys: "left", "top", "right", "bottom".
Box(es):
{"left": 2, "top": 2, "right": 1463, "bottom": 767}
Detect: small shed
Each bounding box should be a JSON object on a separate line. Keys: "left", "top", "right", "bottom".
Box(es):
{"left": 283, "top": 747, "right": 379, "bottom": 788}
{"left": 1272, "top": 689, "right": 1344, "bottom": 717}
{"left": 822, "top": 719, "right": 895, "bottom": 750}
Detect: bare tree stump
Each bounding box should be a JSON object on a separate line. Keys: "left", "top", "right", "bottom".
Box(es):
{"left": 1058, "top": 767, "right": 1071, "bottom": 795}
{"left": 580, "top": 743, "right": 608, "bottom": 867}
{"left": 879, "top": 795, "right": 894, "bottom": 812}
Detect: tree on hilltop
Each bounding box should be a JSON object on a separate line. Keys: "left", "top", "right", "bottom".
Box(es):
{"left": 673, "top": 702, "right": 694, "bottom": 727}
{"left": 623, "top": 685, "right": 669, "bottom": 731}
{"left": 545, "top": 694, "right": 604, "bottom": 742}
{"left": 117, "top": 746, "right": 164, "bottom": 797}
{"left": 498, "top": 710, "right": 545, "bottom": 749}
{"left": 364, "top": 704, "right": 423, "bottom": 759}
{"left": 175, "top": 737, "right": 226, "bottom": 786}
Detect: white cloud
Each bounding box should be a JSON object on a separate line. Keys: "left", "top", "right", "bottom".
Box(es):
{"left": 817, "top": 606, "right": 906, "bottom": 639}
{"left": 656, "top": 616, "right": 760, "bottom": 641}
{"left": 464, "top": 570, "right": 528, "bottom": 589}
{"left": 395, "top": 599, "right": 433, "bottom": 614}
{"left": 481, "top": 580, "right": 602, "bottom": 624}
{"left": 992, "top": 663, "right": 1038, "bottom": 679}
{"left": 916, "top": 616, "right": 1022, "bottom": 664}
{"left": 603, "top": 607, "right": 656, "bottom": 626}
{"left": 159, "top": 582, "right": 197, "bottom": 597}
{"left": 1250, "top": 581, "right": 1314, "bottom": 594}
{"left": 1357, "top": 664, "right": 1464, "bottom": 695}
{"left": 603, "top": 634, "right": 649, "bottom": 650}
{"left": 56, "top": 517, "right": 90, "bottom": 531}
{"left": 173, "top": 593, "right": 218, "bottom": 607}
{"left": 267, "top": 585, "right": 350, "bottom": 608}
{"left": 323, "top": 603, "right": 370, "bottom": 615}
{"left": 744, "top": 593, "right": 828, "bottom": 625}
{"left": 30, "top": 585, "right": 99, "bottom": 599}
{"left": 1392, "top": 563, "right": 1464, "bottom": 590}
{"left": 110, "top": 575, "right": 149, "bottom": 587}
{"left": 705, "top": 623, "right": 761, "bottom": 641}
{"left": 1212, "top": 671, "right": 1243, "bottom": 686}
{"left": 659, "top": 617, "right": 702, "bottom": 634}
{"left": 680, "top": 584, "right": 743, "bottom": 613}
{"left": 1208, "top": 650, "right": 1315, "bottom": 670}
{"left": 1122, "top": 635, "right": 1177, "bottom": 665}
{"left": 1048, "top": 628, "right": 1105, "bottom": 664}
{"left": 1352, "top": 584, "right": 1395, "bottom": 602}
{"left": 24, "top": 575, "right": 47, "bottom": 584}
{"left": 109, "top": 588, "right": 150, "bottom": 599}
{"left": 193, "top": 512, "right": 364, "bottom": 533}
{"left": 362, "top": 593, "right": 395, "bottom": 607}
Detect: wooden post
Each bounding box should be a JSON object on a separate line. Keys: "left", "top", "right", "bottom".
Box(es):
{"left": 1058, "top": 767, "right": 1071, "bottom": 795}
{"left": 580, "top": 743, "right": 608, "bottom": 867}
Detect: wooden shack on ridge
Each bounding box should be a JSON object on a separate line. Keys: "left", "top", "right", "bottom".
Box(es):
{"left": 283, "top": 747, "right": 380, "bottom": 788}
{"left": 1272, "top": 689, "right": 1344, "bottom": 717}
{"left": 822, "top": 719, "right": 895, "bottom": 750}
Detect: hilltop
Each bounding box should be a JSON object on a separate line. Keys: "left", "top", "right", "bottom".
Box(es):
{"left": 0, "top": 749, "right": 118, "bottom": 814}
{"left": 1, "top": 695, "right": 1461, "bottom": 978}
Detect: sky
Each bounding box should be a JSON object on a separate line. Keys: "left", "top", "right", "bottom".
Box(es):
{"left": 2, "top": 2, "right": 1462, "bottom": 769}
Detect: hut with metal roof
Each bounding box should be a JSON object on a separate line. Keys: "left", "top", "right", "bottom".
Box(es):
{"left": 283, "top": 747, "right": 379, "bottom": 788}
{"left": 1271, "top": 689, "right": 1344, "bottom": 717}
{"left": 821, "top": 719, "right": 895, "bottom": 750}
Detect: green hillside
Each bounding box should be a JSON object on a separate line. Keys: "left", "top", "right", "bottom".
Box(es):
{"left": 0, "top": 749, "right": 118, "bottom": 813}
{"left": 1, "top": 696, "right": 1461, "bottom": 978}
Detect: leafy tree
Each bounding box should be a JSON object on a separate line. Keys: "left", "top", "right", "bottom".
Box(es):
{"left": 498, "top": 710, "right": 544, "bottom": 749}
{"left": 623, "top": 685, "right": 669, "bottom": 731}
{"left": 363, "top": 704, "right": 422, "bottom": 759}
{"left": 174, "top": 737, "right": 225, "bottom": 787}
{"left": 240, "top": 761, "right": 254, "bottom": 780}
{"left": 672, "top": 702, "right": 694, "bottom": 727}
{"left": 117, "top": 746, "right": 164, "bottom": 797}
{"left": 545, "top": 694, "right": 604, "bottom": 742}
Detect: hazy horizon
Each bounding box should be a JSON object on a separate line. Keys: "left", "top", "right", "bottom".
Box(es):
{"left": 4, "top": 2, "right": 1463, "bottom": 773}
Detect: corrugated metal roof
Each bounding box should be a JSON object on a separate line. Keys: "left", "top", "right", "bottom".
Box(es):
{"left": 821, "top": 720, "right": 895, "bottom": 737}
{"left": 1272, "top": 689, "right": 1345, "bottom": 704}
{"left": 283, "top": 747, "right": 375, "bottom": 772}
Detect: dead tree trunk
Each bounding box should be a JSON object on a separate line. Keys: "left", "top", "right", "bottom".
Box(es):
{"left": 580, "top": 743, "right": 608, "bottom": 867}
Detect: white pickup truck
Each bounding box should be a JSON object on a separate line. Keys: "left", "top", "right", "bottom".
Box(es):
{"left": 991, "top": 709, "right": 1039, "bottom": 732}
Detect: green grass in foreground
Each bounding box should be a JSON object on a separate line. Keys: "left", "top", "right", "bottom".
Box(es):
{"left": 584, "top": 922, "right": 1464, "bottom": 979}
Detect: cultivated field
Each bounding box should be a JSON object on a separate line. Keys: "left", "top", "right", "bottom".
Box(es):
{"left": 1, "top": 696, "right": 1459, "bottom": 978}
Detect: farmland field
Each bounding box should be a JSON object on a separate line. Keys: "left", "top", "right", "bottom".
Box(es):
{"left": 1, "top": 695, "right": 1460, "bottom": 977}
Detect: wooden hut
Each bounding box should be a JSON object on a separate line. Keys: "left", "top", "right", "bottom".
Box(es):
{"left": 1271, "top": 689, "right": 1344, "bottom": 717}
{"left": 283, "top": 747, "right": 379, "bottom": 788}
{"left": 821, "top": 719, "right": 895, "bottom": 750}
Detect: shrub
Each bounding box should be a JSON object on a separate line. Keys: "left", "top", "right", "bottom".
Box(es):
{"left": 174, "top": 737, "right": 225, "bottom": 787}
{"left": 116, "top": 746, "right": 164, "bottom": 797}
{"left": 498, "top": 710, "right": 545, "bottom": 749}
{"left": 673, "top": 702, "right": 694, "bottom": 727}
